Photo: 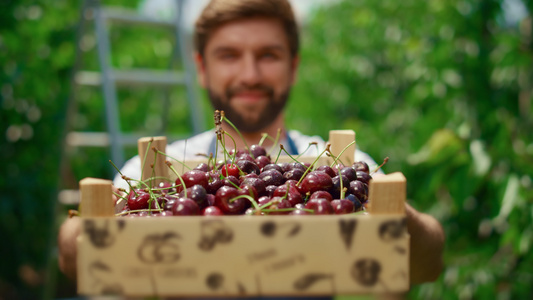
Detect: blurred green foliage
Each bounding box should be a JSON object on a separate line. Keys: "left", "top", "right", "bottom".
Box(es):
{"left": 288, "top": 0, "right": 533, "bottom": 299}
{"left": 0, "top": 0, "right": 532, "bottom": 299}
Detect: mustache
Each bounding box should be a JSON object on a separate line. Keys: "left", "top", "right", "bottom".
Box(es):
{"left": 226, "top": 85, "right": 274, "bottom": 99}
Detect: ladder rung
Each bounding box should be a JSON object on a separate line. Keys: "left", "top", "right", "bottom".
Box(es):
{"left": 75, "top": 70, "right": 187, "bottom": 87}
{"left": 58, "top": 189, "right": 80, "bottom": 205}
{"left": 66, "top": 131, "right": 111, "bottom": 147}
{"left": 66, "top": 132, "right": 189, "bottom": 148}
{"left": 101, "top": 7, "right": 175, "bottom": 29}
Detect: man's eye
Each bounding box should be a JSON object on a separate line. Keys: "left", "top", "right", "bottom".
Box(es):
{"left": 260, "top": 53, "right": 277, "bottom": 60}
{"left": 219, "top": 53, "right": 237, "bottom": 60}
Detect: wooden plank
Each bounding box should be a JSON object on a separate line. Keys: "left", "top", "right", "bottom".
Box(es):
{"left": 138, "top": 136, "right": 168, "bottom": 186}
{"left": 328, "top": 130, "right": 356, "bottom": 166}
{"left": 79, "top": 178, "right": 114, "bottom": 217}
{"left": 368, "top": 172, "right": 406, "bottom": 214}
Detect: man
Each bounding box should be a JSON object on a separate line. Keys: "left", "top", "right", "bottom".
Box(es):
{"left": 58, "top": 0, "right": 444, "bottom": 295}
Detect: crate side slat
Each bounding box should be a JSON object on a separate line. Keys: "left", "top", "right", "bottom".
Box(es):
{"left": 77, "top": 215, "right": 409, "bottom": 296}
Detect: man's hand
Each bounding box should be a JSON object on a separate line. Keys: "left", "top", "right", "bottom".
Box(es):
{"left": 57, "top": 185, "right": 122, "bottom": 280}
{"left": 57, "top": 216, "right": 81, "bottom": 280}
{"left": 405, "top": 203, "right": 445, "bottom": 284}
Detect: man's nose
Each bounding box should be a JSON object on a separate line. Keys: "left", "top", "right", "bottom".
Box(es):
{"left": 239, "top": 54, "right": 262, "bottom": 86}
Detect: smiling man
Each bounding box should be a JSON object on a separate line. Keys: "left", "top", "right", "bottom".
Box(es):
{"left": 197, "top": 16, "right": 296, "bottom": 138}
{"left": 58, "top": 0, "right": 444, "bottom": 298}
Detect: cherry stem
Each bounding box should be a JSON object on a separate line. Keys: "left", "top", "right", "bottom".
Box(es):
{"left": 328, "top": 140, "right": 356, "bottom": 167}
{"left": 296, "top": 143, "right": 331, "bottom": 187}
{"left": 68, "top": 210, "right": 79, "bottom": 218}
{"left": 140, "top": 138, "right": 154, "bottom": 182}
{"left": 153, "top": 149, "right": 192, "bottom": 172}
{"left": 221, "top": 113, "right": 250, "bottom": 152}
{"left": 166, "top": 161, "right": 188, "bottom": 199}
{"left": 115, "top": 208, "right": 164, "bottom": 217}
{"left": 261, "top": 208, "right": 313, "bottom": 214}
{"left": 229, "top": 194, "right": 260, "bottom": 210}
{"left": 258, "top": 133, "right": 269, "bottom": 147}
{"left": 294, "top": 142, "right": 319, "bottom": 160}
{"left": 371, "top": 157, "right": 389, "bottom": 174}
{"left": 221, "top": 131, "right": 238, "bottom": 163}
{"left": 110, "top": 160, "right": 138, "bottom": 196}
{"left": 267, "top": 128, "right": 282, "bottom": 157}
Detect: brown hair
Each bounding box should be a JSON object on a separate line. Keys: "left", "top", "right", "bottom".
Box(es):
{"left": 194, "top": 0, "right": 299, "bottom": 57}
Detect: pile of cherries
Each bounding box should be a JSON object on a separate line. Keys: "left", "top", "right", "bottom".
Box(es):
{"left": 119, "top": 144, "right": 372, "bottom": 217}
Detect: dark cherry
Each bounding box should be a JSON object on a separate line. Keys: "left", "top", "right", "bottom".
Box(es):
{"left": 127, "top": 189, "right": 151, "bottom": 210}
{"left": 239, "top": 184, "right": 258, "bottom": 207}
{"left": 237, "top": 153, "right": 255, "bottom": 162}
{"left": 352, "top": 161, "right": 370, "bottom": 173}
{"left": 330, "top": 175, "right": 350, "bottom": 199}
{"left": 288, "top": 162, "right": 307, "bottom": 173}
{"left": 294, "top": 203, "right": 306, "bottom": 210}
{"left": 164, "top": 198, "right": 176, "bottom": 211}
{"left": 284, "top": 179, "right": 299, "bottom": 189}
{"left": 264, "top": 185, "right": 277, "bottom": 197}
{"left": 266, "top": 197, "right": 292, "bottom": 215}
{"left": 298, "top": 171, "right": 333, "bottom": 195}
{"left": 179, "top": 184, "right": 208, "bottom": 209}
{"left": 202, "top": 206, "right": 224, "bottom": 216}
{"left": 349, "top": 180, "right": 368, "bottom": 202}
{"left": 332, "top": 163, "right": 346, "bottom": 175}
{"left": 236, "top": 159, "right": 260, "bottom": 175}
{"left": 283, "top": 167, "right": 305, "bottom": 181}
{"left": 315, "top": 165, "right": 336, "bottom": 178}
{"left": 178, "top": 170, "right": 209, "bottom": 190}
{"left": 262, "top": 163, "right": 283, "bottom": 173}
{"left": 304, "top": 198, "right": 334, "bottom": 215}
{"left": 255, "top": 155, "right": 271, "bottom": 169}
{"left": 223, "top": 175, "right": 240, "bottom": 188}
{"left": 240, "top": 177, "right": 267, "bottom": 198}
{"left": 214, "top": 186, "right": 246, "bottom": 215}
{"left": 339, "top": 167, "right": 357, "bottom": 182}
{"left": 156, "top": 181, "right": 175, "bottom": 194}
{"left": 258, "top": 169, "right": 284, "bottom": 186}
{"left": 289, "top": 208, "right": 312, "bottom": 215}
{"left": 158, "top": 210, "right": 174, "bottom": 217}
{"left": 309, "top": 190, "right": 334, "bottom": 202}
{"left": 250, "top": 144, "right": 267, "bottom": 158}
{"left": 257, "top": 196, "right": 273, "bottom": 207}
{"left": 172, "top": 197, "right": 200, "bottom": 216}
{"left": 240, "top": 173, "right": 259, "bottom": 181}
{"left": 346, "top": 194, "right": 363, "bottom": 211}
{"left": 356, "top": 171, "right": 372, "bottom": 185}
{"left": 273, "top": 184, "right": 303, "bottom": 207}
{"left": 206, "top": 194, "right": 216, "bottom": 206}
{"left": 277, "top": 162, "right": 291, "bottom": 173}
{"left": 331, "top": 199, "right": 355, "bottom": 214}
{"left": 194, "top": 162, "right": 211, "bottom": 172}
{"left": 206, "top": 171, "right": 224, "bottom": 194}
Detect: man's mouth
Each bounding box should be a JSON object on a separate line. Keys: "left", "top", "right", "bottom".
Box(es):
{"left": 227, "top": 86, "right": 273, "bottom": 103}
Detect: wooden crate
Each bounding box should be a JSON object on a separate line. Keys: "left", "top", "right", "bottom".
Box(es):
{"left": 76, "top": 131, "right": 409, "bottom": 297}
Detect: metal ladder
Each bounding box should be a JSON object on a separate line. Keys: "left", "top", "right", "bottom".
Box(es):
{"left": 63, "top": 0, "right": 204, "bottom": 177}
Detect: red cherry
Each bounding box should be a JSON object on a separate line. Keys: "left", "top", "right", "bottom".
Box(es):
{"left": 172, "top": 198, "right": 200, "bottom": 216}
{"left": 221, "top": 163, "right": 240, "bottom": 177}
{"left": 331, "top": 199, "right": 355, "bottom": 214}
{"left": 127, "top": 189, "right": 151, "bottom": 210}
{"left": 214, "top": 186, "right": 246, "bottom": 215}
{"left": 202, "top": 206, "right": 224, "bottom": 216}
{"left": 305, "top": 198, "right": 334, "bottom": 215}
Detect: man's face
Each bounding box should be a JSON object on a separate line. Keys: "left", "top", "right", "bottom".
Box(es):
{"left": 196, "top": 17, "right": 299, "bottom": 133}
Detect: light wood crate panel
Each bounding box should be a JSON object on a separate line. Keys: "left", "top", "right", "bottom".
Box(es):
{"left": 78, "top": 214, "right": 409, "bottom": 297}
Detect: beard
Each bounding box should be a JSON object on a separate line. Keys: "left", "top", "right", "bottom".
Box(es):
{"left": 208, "top": 84, "right": 290, "bottom": 133}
